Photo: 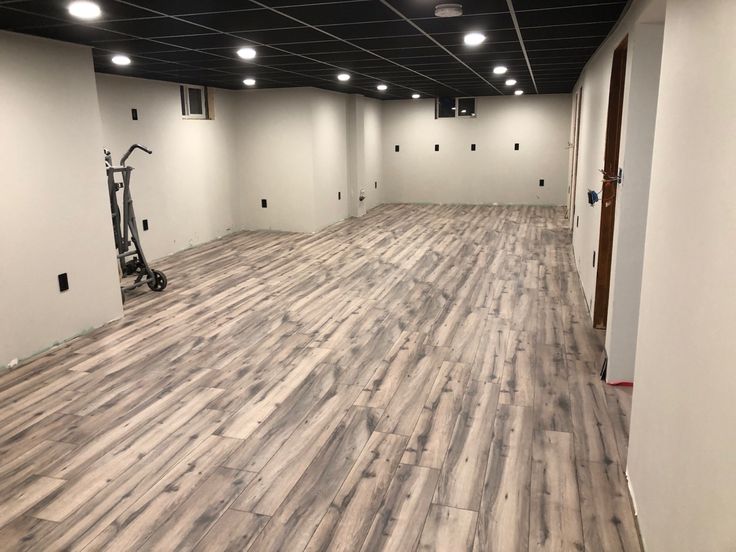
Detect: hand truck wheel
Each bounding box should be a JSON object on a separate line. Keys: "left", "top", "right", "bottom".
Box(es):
{"left": 148, "top": 270, "right": 167, "bottom": 292}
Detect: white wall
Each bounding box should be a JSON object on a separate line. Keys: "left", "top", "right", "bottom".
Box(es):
{"left": 626, "top": 1, "right": 736, "bottom": 550}
{"left": 605, "top": 23, "right": 664, "bottom": 383}
{"left": 0, "top": 32, "right": 122, "bottom": 366}
{"left": 235, "top": 88, "right": 316, "bottom": 233}
{"left": 311, "top": 89, "right": 349, "bottom": 230}
{"left": 570, "top": 0, "right": 665, "bottom": 316}
{"left": 381, "top": 94, "right": 571, "bottom": 205}
{"left": 96, "top": 74, "right": 241, "bottom": 260}
{"left": 363, "top": 98, "right": 384, "bottom": 210}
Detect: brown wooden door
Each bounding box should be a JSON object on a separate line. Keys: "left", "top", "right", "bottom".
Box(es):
{"left": 594, "top": 36, "right": 628, "bottom": 329}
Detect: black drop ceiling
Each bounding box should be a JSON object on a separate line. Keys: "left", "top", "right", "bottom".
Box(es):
{"left": 0, "top": 0, "right": 628, "bottom": 99}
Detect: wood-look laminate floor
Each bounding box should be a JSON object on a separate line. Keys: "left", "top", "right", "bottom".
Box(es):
{"left": 0, "top": 204, "right": 640, "bottom": 552}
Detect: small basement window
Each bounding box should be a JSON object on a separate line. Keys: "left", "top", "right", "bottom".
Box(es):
{"left": 180, "top": 84, "right": 211, "bottom": 119}
{"left": 436, "top": 97, "right": 456, "bottom": 118}
{"left": 458, "top": 97, "right": 476, "bottom": 117}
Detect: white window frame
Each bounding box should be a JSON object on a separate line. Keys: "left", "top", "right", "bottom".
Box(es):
{"left": 182, "top": 84, "right": 207, "bottom": 119}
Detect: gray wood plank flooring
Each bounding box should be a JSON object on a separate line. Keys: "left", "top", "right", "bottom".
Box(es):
{"left": 0, "top": 204, "right": 640, "bottom": 551}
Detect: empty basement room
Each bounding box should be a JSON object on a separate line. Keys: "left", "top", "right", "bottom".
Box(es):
{"left": 1, "top": 0, "right": 735, "bottom": 550}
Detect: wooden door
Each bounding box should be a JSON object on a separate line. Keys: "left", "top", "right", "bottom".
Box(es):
{"left": 593, "top": 36, "right": 628, "bottom": 329}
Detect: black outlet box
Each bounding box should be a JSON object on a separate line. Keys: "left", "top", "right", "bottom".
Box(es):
{"left": 58, "top": 273, "right": 69, "bottom": 292}
{"left": 261, "top": 199, "right": 267, "bottom": 208}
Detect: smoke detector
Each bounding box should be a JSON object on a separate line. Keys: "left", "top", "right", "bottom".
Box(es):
{"left": 435, "top": 3, "right": 463, "bottom": 17}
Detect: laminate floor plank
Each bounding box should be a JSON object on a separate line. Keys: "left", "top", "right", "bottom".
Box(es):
{"left": 0, "top": 204, "right": 640, "bottom": 551}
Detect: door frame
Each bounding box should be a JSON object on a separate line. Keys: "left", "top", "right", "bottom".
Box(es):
{"left": 593, "top": 36, "right": 628, "bottom": 329}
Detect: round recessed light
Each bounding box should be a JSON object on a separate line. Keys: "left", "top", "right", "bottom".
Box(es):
{"left": 337, "top": 73, "right": 351, "bottom": 82}
{"left": 111, "top": 55, "right": 131, "bottom": 66}
{"left": 505, "top": 78, "right": 517, "bottom": 86}
{"left": 412, "top": 93, "right": 420, "bottom": 99}
{"left": 435, "top": 3, "right": 463, "bottom": 17}
{"left": 493, "top": 65, "right": 508, "bottom": 75}
{"left": 243, "top": 78, "right": 256, "bottom": 86}
{"left": 237, "top": 47, "right": 257, "bottom": 60}
{"left": 377, "top": 84, "right": 388, "bottom": 91}
{"left": 68, "top": 1, "right": 101, "bottom": 20}
{"left": 464, "top": 32, "right": 486, "bottom": 46}
{"left": 514, "top": 89, "right": 524, "bottom": 96}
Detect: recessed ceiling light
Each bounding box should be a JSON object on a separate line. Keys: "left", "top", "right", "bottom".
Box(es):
{"left": 514, "top": 89, "right": 524, "bottom": 96}
{"left": 505, "top": 78, "right": 517, "bottom": 86}
{"left": 243, "top": 78, "right": 256, "bottom": 86}
{"left": 461, "top": 109, "right": 467, "bottom": 113}
{"left": 493, "top": 66, "right": 508, "bottom": 75}
{"left": 111, "top": 55, "right": 131, "bottom": 66}
{"left": 377, "top": 84, "right": 388, "bottom": 91}
{"left": 412, "top": 93, "right": 420, "bottom": 99}
{"left": 337, "top": 73, "right": 351, "bottom": 82}
{"left": 68, "top": 1, "right": 101, "bottom": 20}
{"left": 464, "top": 32, "right": 486, "bottom": 46}
{"left": 237, "top": 47, "right": 256, "bottom": 60}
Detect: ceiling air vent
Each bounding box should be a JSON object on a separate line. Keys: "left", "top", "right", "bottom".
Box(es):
{"left": 435, "top": 3, "right": 463, "bottom": 17}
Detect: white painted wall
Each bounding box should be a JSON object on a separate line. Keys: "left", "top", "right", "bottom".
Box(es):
{"left": 311, "top": 89, "right": 349, "bottom": 230}
{"left": 381, "top": 95, "right": 571, "bottom": 205}
{"left": 570, "top": 0, "right": 665, "bottom": 315}
{"left": 626, "top": 1, "right": 736, "bottom": 550}
{"left": 0, "top": 32, "right": 121, "bottom": 366}
{"left": 235, "top": 88, "right": 316, "bottom": 233}
{"left": 605, "top": 23, "right": 664, "bottom": 383}
{"left": 363, "top": 98, "right": 384, "bottom": 210}
{"left": 96, "top": 74, "right": 241, "bottom": 261}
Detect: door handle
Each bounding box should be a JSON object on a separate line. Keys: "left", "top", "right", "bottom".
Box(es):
{"left": 599, "top": 168, "right": 621, "bottom": 183}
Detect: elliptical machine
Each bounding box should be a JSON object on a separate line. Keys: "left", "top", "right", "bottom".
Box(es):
{"left": 105, "top": 144, "right": 167, "bottom": 301}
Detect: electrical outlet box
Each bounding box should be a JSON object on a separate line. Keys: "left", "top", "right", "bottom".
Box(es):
{"left": 131, "top": 108, "right": 138, "bottom": 121}
{"left": 471, "top": 144, "right": 476, "bottom": 151}
{"left": 434, "top": 144, "right": 439, "bottom": 151}
{"left": 514, "top": 143, "right": 520, "bottom": 150}
{"left": 374, "top": 181, "right": 377, "bottom": 189}
{"left": 261, "top": 199, "right": 267, "bottom": 208}
{"left": 58, "top": 273, "right": 69, "bottom": 292}
{"left": 338, "top": 192, "right": 341, "bottom": 200}
{"left": 142, "top": 219, "right": 149, "bottom": 231}
{"left": 539, "top": 179, "right": 544, "bottom": 187}
{"left": 394, "top": 145, "right": 400, "bottom": 152}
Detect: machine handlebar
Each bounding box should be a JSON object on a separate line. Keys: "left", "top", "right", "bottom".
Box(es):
{"left": 120, "top": 143, "right": 153, "bottom": 166}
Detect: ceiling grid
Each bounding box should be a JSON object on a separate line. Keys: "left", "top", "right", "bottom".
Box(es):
{"left": 0, "top": 0, "right": 627, "bottom": 98}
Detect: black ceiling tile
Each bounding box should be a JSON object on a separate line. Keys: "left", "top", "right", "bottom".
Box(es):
{"left": 513, "top": 0, "right": 626, "bottom": 10}
{"left": 515, "top": 4, "right": 626, "bottom": 27}
{"left": 2, "top": 0, "right": 157, "bottom": 23}
{"left": 278, "top": 3, "right": 400, "bottom": 27}
{"left": 182, "top": 9, "right": 300, "bottom": 33}
{"left": 125, "top": 0, "right": 263, "bottom": 16}
{"left": 321, "top": 20, "right": 420, "bottom": 40}
{"left": 235, "top": 26, "right": 330, "bottom": 44}
{"left": 520, "top": 21, "right": 616, "bottom": 40}
{"left": 90, "top": 38, "right": 182, "bottom": 55}
{"left": 0, "top": 0, "right": 627, "bottom": 95}
{"left": 391, "top": 0, "right": 509, "bottom": 18}
{"left": 95, "top": 16, "right": 206, "bottom": 38}
{"left": 412, "top": 13, "right": 515, "bottom": 35}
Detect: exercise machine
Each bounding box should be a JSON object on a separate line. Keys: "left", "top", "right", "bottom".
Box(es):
{"left": 105, "top": 144, "right": 167, "bottom": 300}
